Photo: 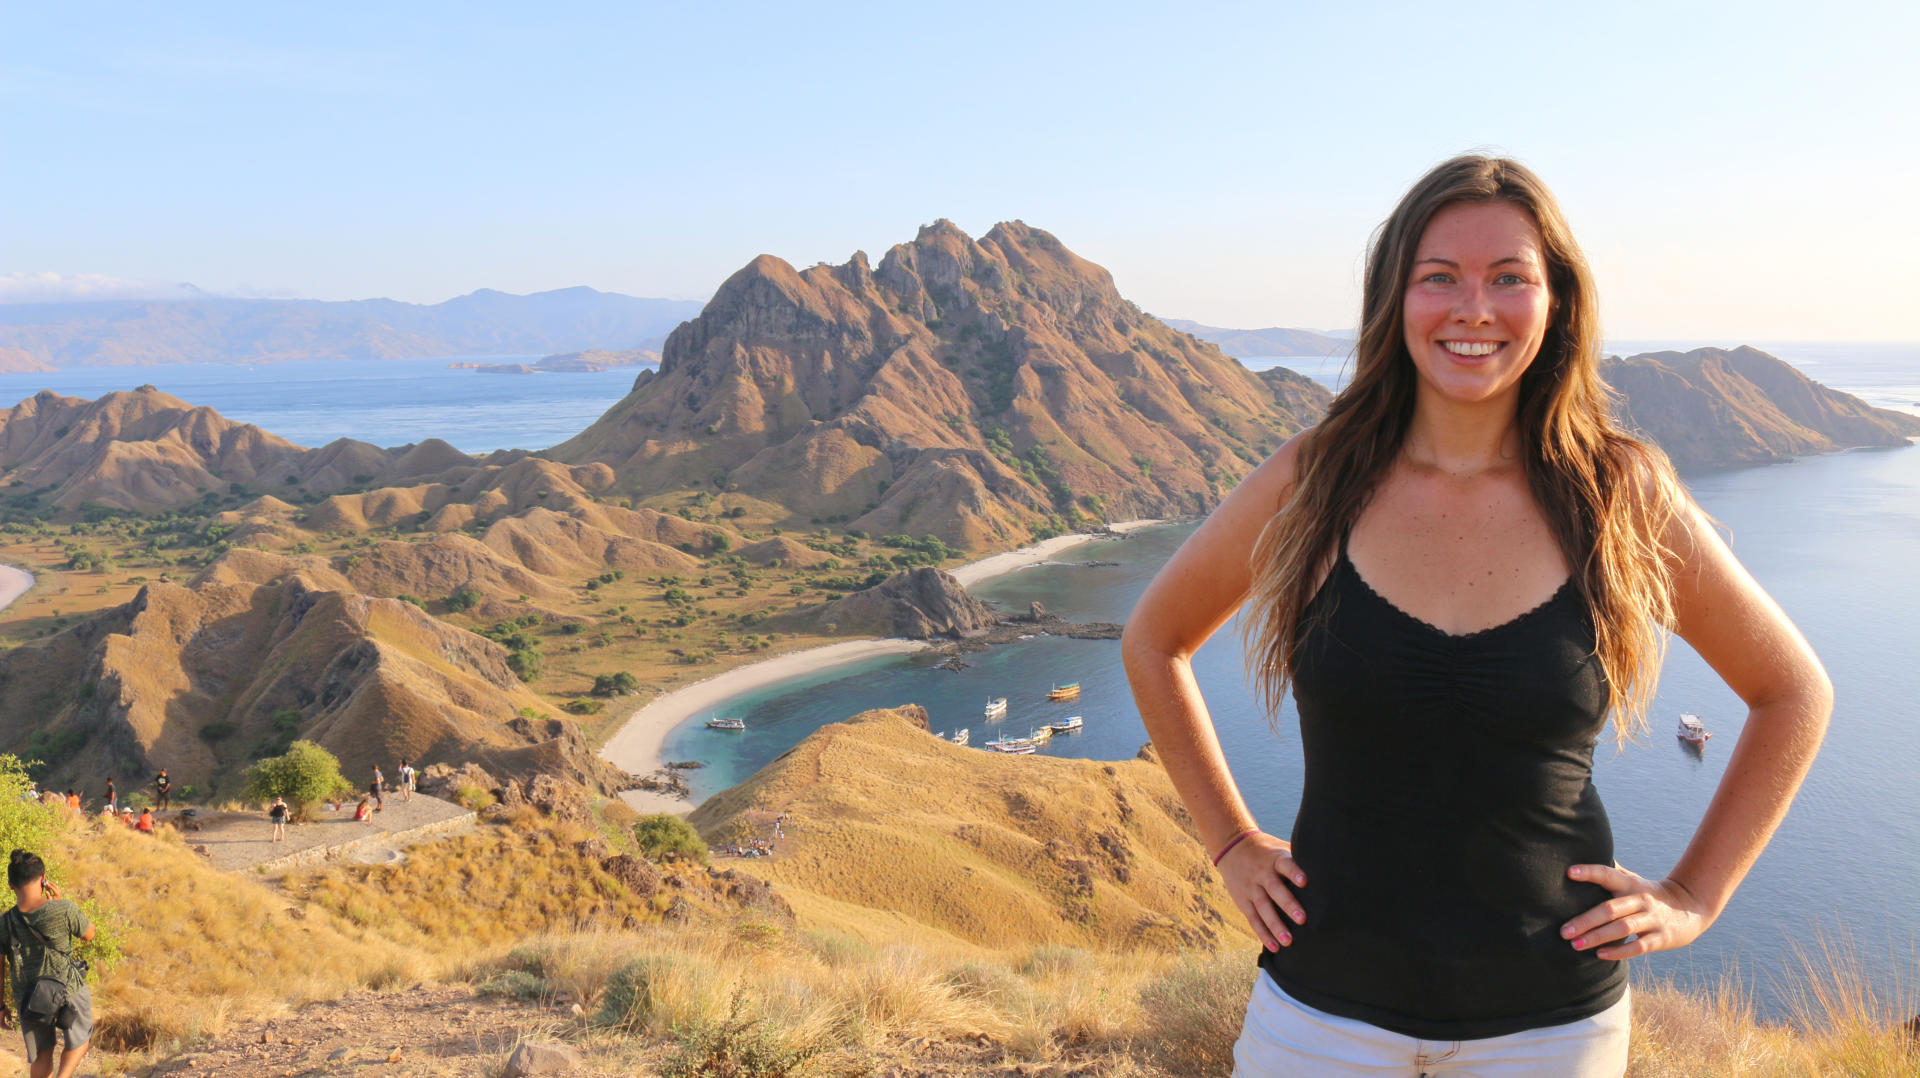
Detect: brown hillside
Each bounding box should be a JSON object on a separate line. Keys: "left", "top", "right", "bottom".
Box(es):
{"left": 0, "top": 387, "right": 481, "bottom": 513}
{"left": 1603, "top": 346, "right": 1920, "bottom": 469}
{"left": 0, "top": 547, "right": 630, "bottom": 796}
{"left": 550, "top": 220, "right": 1332, "bottom": 549}
{"left": 689, "top": 706, "right": 1246, "bottom": 953}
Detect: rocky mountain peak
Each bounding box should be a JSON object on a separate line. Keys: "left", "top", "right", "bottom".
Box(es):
{"left": 552, "top": 220, "right": 1329, "bottom": 548}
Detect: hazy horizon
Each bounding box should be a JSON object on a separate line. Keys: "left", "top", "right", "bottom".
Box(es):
{"left": 4, "top": 4, "right": 1914, "bottom": 341}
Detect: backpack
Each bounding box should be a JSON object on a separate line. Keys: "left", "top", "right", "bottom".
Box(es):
{"left": 6, "top": 907, "right": 87, "bottom": 1024}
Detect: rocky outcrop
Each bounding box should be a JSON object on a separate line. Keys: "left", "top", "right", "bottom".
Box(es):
{"left": 1604, "top": 346, "right": 1920, "bottom": 469}
{"left": 778, "top": 568, "right": 997, "bottom": 639}
{"left": 550, "top": 220, "right": 1333, "bottom": 549}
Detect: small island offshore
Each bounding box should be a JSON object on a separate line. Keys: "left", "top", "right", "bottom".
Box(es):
{"left": 0, "top": 221, "right": 1914, "bottom": 1075}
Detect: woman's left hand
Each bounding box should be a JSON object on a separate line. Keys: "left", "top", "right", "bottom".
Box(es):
{"left": 1560, "top": 863, "right": 1715, "bottom": 960}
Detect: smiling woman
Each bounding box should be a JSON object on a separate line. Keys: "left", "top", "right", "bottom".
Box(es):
{"left": 1122, "top": 155, "right": 1833, "bottom": 1077}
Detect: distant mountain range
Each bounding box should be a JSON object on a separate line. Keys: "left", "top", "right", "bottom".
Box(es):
{"left": 1160, "top": 319, "right": 1351, "bottom": 358}
{"left": 0, "top": 286, "right": 705, "bottom": 369}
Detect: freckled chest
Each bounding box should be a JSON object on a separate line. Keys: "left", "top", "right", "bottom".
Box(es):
{"left": 1347, "top": 465, "right": 1569, "bottom": 637}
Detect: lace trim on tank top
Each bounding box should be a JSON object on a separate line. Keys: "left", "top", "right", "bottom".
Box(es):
{"left": 1337, "top": 532, "right": 1576, "bottom": 642}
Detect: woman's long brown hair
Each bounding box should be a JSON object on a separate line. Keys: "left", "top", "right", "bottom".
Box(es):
{"left": 1240, "top": 155, "right": 1683, "bottom": 745}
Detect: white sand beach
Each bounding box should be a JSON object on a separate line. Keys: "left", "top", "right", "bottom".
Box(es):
{"left": 0, "top": 565, "right": 35, "bottom": 616}
{"left": 608, "top": 519, "right": 1168, "bottom": 815}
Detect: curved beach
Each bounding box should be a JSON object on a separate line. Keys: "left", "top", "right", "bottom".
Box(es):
{"left": 0, "top": 564, "right": 35, "bottom": 616}
{"left": 608, "top": 520, "right": 1164, "bottom": 814}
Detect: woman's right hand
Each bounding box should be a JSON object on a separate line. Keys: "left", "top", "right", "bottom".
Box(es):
{"left": 1217, "top": 832, "right": 1309, "bottom": 951}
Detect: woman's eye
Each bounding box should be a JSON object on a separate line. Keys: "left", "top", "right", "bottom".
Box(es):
{"left": 1420, "top": 272, "right": 1452, "bottom": 284}
{"left": 1496, "top": 273, "right": 1526, "bottom": 285}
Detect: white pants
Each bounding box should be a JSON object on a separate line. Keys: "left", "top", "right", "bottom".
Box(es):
{"left": 1233, "top": 973, "right": 1630, "bottom": 1077}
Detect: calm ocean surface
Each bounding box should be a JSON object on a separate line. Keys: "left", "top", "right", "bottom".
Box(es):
{"left": 5, "top": 345, "right": 1913, "bottom": 1014}
{"left": 0, "top": 358, "right": 646, "bottom": 453}
{"left": 663, "top": 341, "right": 1920, "bottom": 1018}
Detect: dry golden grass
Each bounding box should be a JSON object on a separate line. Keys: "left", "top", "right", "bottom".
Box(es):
{"left": 689, "top": 707, "right": 1246, "bottom": 955}
{"left": 46, "top": 796, "right": 1920, "bottom": 1078}
{"left": 48, "top": 813, "right": 407, "bottom": 1055}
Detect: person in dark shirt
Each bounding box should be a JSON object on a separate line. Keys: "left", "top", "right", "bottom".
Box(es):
{"left": 0, "top": 850, "right": 95, "bottom": 1078}
{"left": 1124, "top": 155, "right": 1832, "bottom": 1075}
{"left": 153, "top": 770, "right": 170, "bottom": 812}
{"left": 268, "top": 797, "right": 289, "bottom": 842}
{"left": 100, "top": 781, "right": 113, "bottom": 816}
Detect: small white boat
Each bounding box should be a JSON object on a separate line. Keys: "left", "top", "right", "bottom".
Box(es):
{"left": 1045, "top": 716, "right": 1083, "bottom": 733}
{"left": 949, "top": 728, "right": 969, "bottom": 746}
{"left": 984, "top": 697, "right": 1008, "bottom": 719}
{"left": 707, "top": 717, "right": 747, "bottom": 731}
{"left": 1677, "top": 713, "right": 1712, "bottom": 743}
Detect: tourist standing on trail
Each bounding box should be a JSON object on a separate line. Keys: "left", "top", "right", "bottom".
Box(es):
{"left": 0, "top": 850, "right": 95, "bottom": 1078}
{"left": 100, "top": 781, "right": 112, "bottom": 816}
{"left": 152, "top": 770, "right": 170, "bottom": 812}
{"left": 398, "top": 759, "right": 414, "bottom": 803}
{"left": 268, "top": 798, "right": 289, "bottom": 842}
{"left": 369, "top": 766, "right": 384, "bottom": 813}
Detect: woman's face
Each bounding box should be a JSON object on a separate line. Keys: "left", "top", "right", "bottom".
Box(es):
{"left": 1401, "top": 199, "right": 1554, "bottom": 411}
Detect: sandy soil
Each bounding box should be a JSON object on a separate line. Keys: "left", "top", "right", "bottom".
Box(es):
{"left": 603, "top": 520, "right": 1167, "bottom": 815}
{"left": 0, "top": 564, "right": 34, "bottom": 614}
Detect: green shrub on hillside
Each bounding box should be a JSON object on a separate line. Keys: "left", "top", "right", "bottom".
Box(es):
{"left": 632, "top": 814, "right": 707, "bottom": 863}
{"left": 0, "top": 754, "right": 125, "bottom": 980}
{"left": 240, "top": 741, "right": 353, "bottom": 818}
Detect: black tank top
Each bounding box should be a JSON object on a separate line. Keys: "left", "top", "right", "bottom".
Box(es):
{"left": 1258, "top": 534, "right": 1628, "bottom": 1040}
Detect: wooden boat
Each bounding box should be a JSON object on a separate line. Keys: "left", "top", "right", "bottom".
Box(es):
{"left": 1045, "top": 716, "right": 1083, "bottom": 733}
{"left": 949, "top": 728, "right": 969, "bottom": 746}
{"left": 984, "top": 733, "right": 1037, "bottom": 753}
{"left": 984, "top": 697, "right": 1008, "bottom": 719}
{"left": 1027, "top": 725, "right": 1053, "bottom": 742}
{"left": 1677, "top": 713, "right": 1712, "bottom": 743}
{"left": 707, "top": 717, "right": 746, "bottom": 731}
{"left": 1046, "top": 682, "right": 1081, "bottom": 701}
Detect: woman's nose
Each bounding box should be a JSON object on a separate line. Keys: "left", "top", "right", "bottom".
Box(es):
{"left": 1452, "top": 282, "right": 1495, "bottom": 324}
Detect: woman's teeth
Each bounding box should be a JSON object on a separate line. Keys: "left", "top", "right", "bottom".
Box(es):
{"left": 1443, "top": 341, "right": 1501, "bottom": 356}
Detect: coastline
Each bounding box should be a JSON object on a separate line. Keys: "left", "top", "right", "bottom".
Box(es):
{"left": 0, "top": 564, "right": 35, "bottom": 616}
{"left": 606, "top": 519, "right": 1166, "bottom": 815}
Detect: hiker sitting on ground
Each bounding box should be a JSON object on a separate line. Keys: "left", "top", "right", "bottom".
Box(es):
{"left": 135, "top": 809, "right": 154, "bottom": 835}
{"left": 353, "top": 798, "right": 373, "bottom": 823}
{"left": 268, "top": 798, "right": 289, "bottom": 842}
{"left": 0, "top": 850, "right": 95, "bottom": 1078}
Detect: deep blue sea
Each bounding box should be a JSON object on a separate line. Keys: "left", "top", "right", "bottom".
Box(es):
{"left": 661, "top": 341, "right": 1920, "bottom": 1019}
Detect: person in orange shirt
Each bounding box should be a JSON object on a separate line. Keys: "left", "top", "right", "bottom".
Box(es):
{"left": 135, "top": 809, "right": 154, "bottom": 834}
{"left": 62, "top": 792, "right": 79, "bottom": 812}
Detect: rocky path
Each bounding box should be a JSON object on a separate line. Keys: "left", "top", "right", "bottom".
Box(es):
{"left": 179, "top": 794, "right": 473, "bottom": 874}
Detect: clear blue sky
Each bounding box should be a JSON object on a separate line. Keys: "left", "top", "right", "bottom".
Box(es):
{"left": 4, "top": 2, "right": 1914, "bottom": 339}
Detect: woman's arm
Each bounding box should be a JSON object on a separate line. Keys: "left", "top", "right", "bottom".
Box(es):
{"left": 1121, "top": 435, "right": 1311, "bottom": 951}
{"left": 1565, "top": 493, "right": 1833, "bottom": 959}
